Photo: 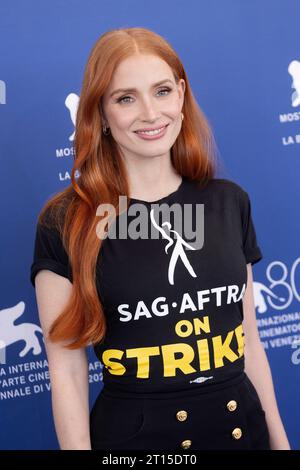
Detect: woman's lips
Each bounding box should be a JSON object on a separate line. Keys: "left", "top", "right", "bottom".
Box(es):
{"left": 134, "top": 124, "right": 169, "bottom": 140}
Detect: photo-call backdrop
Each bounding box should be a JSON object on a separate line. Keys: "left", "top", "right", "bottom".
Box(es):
{"left": 0, "top": 0, "right": 299, "bottom": 450}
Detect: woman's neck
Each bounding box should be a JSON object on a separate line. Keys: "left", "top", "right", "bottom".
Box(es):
{"left": 125, "top": 153, "right": 182, "bottom": 202}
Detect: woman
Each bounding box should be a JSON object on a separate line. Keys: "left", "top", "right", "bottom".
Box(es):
{"left": 30, "top": 27, "right": 290, "bottom": 450}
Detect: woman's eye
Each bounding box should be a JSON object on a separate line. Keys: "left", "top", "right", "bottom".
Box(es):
{"left": 117, "top": 87, "right": 172, "bottom": 104}
{"left": 117, "top": 96, "right": 133, "bottom": 104}
{"left": 157, "top": 87, "right": 172, "bottom": 96}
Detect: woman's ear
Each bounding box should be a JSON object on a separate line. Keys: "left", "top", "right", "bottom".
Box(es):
{"left": 99, "top": 100, "right": 107, "bottom": 124}
{"left": 180, "top": 79, "right": 186, "bottom": 98}
{"left": 177, "top": 79, "right": 185, "bottom": 106}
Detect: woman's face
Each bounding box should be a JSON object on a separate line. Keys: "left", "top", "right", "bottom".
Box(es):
{"left": 101, "top": 54, "right": 185, "bottom": 162}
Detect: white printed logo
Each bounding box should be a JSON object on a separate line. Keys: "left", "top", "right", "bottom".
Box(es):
{"left": 150, "top": 209, "right": 198, "bottom": 285}
{"left": 0, "top": 301, "right": 43, "bottom": 359}
{"left": 190, "top": 376, "right": 213, "bottom": 384}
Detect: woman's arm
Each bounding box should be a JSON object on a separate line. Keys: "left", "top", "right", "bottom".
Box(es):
{"left": 35, "top": 270, "right": 91, "bottom": 450}
{"left": 242, "top": 263, "right": 290, "bottom": 450}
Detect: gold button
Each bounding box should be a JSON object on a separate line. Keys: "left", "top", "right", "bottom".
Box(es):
{"left": 176, "top": 410, "right": 188, "bottom": 422}
{"left": 227, "top": 400, "right": 238, "bottom": 412}
{"left": 232, "top": 427, "right": 242, "bottom": 440}
{"left": 180, "top": 439, "right": 192, "bottom": 449}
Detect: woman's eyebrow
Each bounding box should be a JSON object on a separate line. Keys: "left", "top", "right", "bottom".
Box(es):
{"left": 109, "top": 79, "right": 173, "bottom": 98}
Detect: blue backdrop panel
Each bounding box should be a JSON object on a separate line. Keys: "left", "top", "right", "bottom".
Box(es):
{"left": 0, "top": 0, "right": 299, "bottom": 450}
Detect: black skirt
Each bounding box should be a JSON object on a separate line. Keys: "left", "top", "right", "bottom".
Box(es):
{"left": 90, "top": 372, "right": 271, "bottom": 450}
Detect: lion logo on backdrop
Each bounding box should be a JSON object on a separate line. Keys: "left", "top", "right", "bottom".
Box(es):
{"left": 0, "top": 301, "right": 43, "bottom": 359}
{"left": 288, "top": 60, "right": 300, "bottom": 107}
{"left": 65, "top": 92, "right": 79, "bottom": 141}
{"left": 253, "top": 281, "right": 286, "bottom": 314}
{"left": 0, "top": 79, "right": 6, "bottom": 105}
{"left": 252, "top": 258, "right": 300, "bottom": 314}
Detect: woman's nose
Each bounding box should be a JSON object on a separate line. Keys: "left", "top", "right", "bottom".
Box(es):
{"left": 139, "top": 97, "right": 160, "bottom": 121}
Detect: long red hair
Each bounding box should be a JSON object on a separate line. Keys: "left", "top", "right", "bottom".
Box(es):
{"left": 38, "top": 27, "right": 219, "bottom": 349}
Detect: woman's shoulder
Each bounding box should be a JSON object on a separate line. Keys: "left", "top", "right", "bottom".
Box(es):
{"left": 38, "top": 186, "right": 75, "bottom": 232}
{"left": 203, "top": 178, "right": 253, "bottom": 212}
{"left": 187, "top": 177, "right": 251, "bottom": 208}
{"left": 208, "top": 177, "right": 247, "bottom": 195}
{"left": 187, "top": 177, "right": 248, "bottom": 198}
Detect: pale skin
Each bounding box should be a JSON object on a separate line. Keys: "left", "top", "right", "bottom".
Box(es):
{"left": 35, "top": 271, "right": 91, "bottom": 450}
{"left": 243, "top": 264, "right": 291, "bottom": 449}
{"left": 34, "top": 53, "right": 290, "bottom": 449}
{"left": 101, "top": 53, "right": 185, "bottom": 200}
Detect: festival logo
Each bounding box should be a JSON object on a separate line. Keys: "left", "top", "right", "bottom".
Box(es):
{"left": 0, "top": 79, "right": 6, "bottom": 104}
{"left": 288, "top": 60, "right": 300, "bottom": 107}
{"left": 65, "top": 92, "right": 79, "bottom": 141}
{"left": 0, "top": 301, "right": 43, "bottom": 362}
{"left": 253, "top": 257, "right": 300, "bottom": 352}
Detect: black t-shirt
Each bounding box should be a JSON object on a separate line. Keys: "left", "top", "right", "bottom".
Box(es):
{"left": 30, "top": 177, "right": 262, "bottom": 393}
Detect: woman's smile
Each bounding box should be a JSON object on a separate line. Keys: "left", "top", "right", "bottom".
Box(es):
{"left": 134, "top": 123, "right": 169, "bottom": 140}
